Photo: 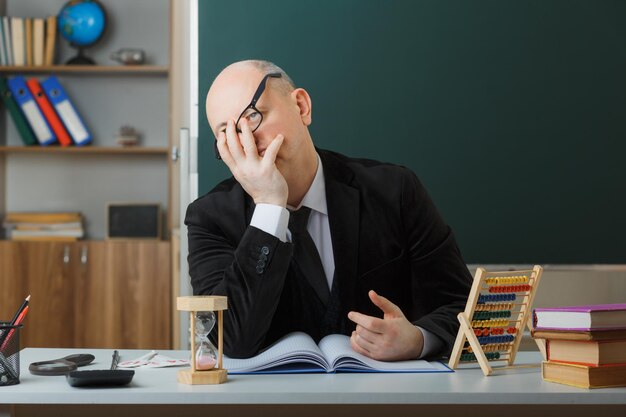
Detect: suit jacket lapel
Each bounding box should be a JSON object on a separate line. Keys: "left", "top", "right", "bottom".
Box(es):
{"left": 319, "top": 150, "right": 360, "bottom": 311}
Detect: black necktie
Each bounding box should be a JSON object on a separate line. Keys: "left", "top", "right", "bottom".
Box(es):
{"left": 289, "top": 207, "right": 330, "bottom": 305}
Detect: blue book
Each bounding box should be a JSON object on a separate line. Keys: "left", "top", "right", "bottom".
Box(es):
{"left": 41, "top": 76, "right": 92, "bottom": 146}
{"left": 7, "top": 76, "right": 56, "bottom": 145}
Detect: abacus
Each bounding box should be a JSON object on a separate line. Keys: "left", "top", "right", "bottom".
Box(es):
{"left": 448, "top": 265, "right": 543, "bottom": 376}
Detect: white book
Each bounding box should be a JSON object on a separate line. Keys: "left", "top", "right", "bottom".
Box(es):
{"left": 11, "top": 17, "right": 24, "bottom": 66}
{"left": 10, "top": 228, "right": 84, "bottom": 238}
{"left": 33, "top": 18, "right": 44, "bottom": 66}
{"left": 222, "top": 331, "right": 451, "bottom": 374}
{"left": 3, "top": 17, "right": 12, "bottom": 66}
{"left": 4, "top": 221, "right": 83, "bottom": 230}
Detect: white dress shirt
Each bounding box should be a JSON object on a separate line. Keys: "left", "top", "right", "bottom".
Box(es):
{"left": 249, "top": 154, "right": 442, "bottom": 358}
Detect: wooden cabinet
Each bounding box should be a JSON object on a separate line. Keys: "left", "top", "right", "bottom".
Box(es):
{"left": 0, "top": 240, "right": 170, "bottom": 349}
{"left": 75, "top": 240, "right": 171, "bottom": 349}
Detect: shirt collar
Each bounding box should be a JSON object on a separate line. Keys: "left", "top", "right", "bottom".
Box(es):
{"left": 293, "top": 154, "right": 328, "bottom": 215}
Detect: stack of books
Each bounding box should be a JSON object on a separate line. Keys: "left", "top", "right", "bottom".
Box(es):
{"left": 3, "top": 212, "right": 84, "bottom": 241}
{"left": 0, "top": 15, "right": 57, "bottom": 67}
{"left": 532, "top": 303, "right": 626, "bottom": 388}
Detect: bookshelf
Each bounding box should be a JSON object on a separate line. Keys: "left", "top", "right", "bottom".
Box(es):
{"left": 0, "top": 0, "right": 171, "bottom": 240}
{"left": 0, "top": 65, "right": 169, "bottom": 74}
{"left": 0, "top": 146, "right": 169, "bottom": 155}
{"left": 0, "top": 0, "right": 176, "bottom": 349}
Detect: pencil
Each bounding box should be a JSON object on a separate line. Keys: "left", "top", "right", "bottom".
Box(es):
{"left": 10, "top": 295, "right": 30, "bottom": 325}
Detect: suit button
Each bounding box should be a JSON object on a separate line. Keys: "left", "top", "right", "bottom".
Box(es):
{"left": 256, "top": 266, "right": 264, "bottom": 274}
{"left": 257, "top": 260, "right": 266, "bottom": 268}
{"left": 259, "top": 254, "right": 268, "bottom": 261}
{"left": 261, "top": 246, "right": 270, "bottom": 255}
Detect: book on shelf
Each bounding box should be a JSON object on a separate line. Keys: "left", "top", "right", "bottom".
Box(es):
{"left": 44, "top": 15, "right": 56, "bottom": 66}
{"left": 0, "top": 76, "right": 38, "bottom": 145}
{"left": 546, "top": 339, "right": 626, "bottom": 366}
{"left": 533, "top": 304, "right": 626, "bottom": 331}
{"left": 0, "top": 19, "right": 7, "bottom": 66}
{"left": 542, "top": 361, "right": 626, "bottom": 389}
{"left": 12, "top": 221, "right": 82, "bottom": 230}
{"left": 4, "top": 212, "right": 82, "bottom": 224}
{"left": 27, "top": 78, "right": 72, "bottom": 146}
{"left": 9, "top": 228, "right": 83, "bottom": 240}
{"left": 24, "top": 17, "right": 32, "bottom": 66}
{"left": 32, "top": 18, "right": 44, "bottom": 66}
{"left": 222, "top": 331, "right": 451, "bottom": 374}
{"left": 3, "top": 17, "right": 13, "bottom": 66}
{"left": 10, "top": 17, "right": 23, "bottom": 66}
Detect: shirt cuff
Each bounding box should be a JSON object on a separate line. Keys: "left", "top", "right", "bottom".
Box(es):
{"left": 250, "top": 204, "right": 290, "bottom": 242}
{"left": 416, "top": 326, "right": 443, "bottom": 359}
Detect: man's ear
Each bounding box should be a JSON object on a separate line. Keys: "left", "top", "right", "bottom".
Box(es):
{"left": 291, "top": 88, "right": 312, "bottom": 126}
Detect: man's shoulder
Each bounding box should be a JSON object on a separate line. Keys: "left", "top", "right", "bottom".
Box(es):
{"left": 319, "top": 148, "right": 416, "bottom": 183}
{"left": 188, "top": 176, "right": 247, "bottom": 212}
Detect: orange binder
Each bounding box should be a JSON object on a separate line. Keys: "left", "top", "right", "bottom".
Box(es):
{"left": 26, "top": 78, "right": 72, "bottom": 146}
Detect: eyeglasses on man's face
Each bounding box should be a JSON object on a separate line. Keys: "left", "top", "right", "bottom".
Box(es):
{"left": 214, "top": 72, "right": 282, "bottom": 160}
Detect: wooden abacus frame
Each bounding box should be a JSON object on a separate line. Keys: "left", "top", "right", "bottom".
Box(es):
{"left": 448, "top": 265, "right": 543, "bottom": 376}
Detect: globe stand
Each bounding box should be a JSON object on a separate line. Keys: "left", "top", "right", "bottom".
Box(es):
{"left": 66, "top": 46, "right": 96, "bottom": 65}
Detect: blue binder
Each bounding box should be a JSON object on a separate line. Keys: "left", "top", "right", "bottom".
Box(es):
{"left": 41, "top": 76, "right": 92, "bottom": 146}
{"left": 7, "top": 76, "right": 56, "bottom": 146}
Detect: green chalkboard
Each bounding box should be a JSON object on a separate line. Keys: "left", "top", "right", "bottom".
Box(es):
{"left": 198, "top": 0, "right": 626, "bottom": 264}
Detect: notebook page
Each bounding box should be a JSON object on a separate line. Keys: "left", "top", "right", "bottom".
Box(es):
{"left": 223, "top": 331, "right": 329, "bottom": 373}
{"left": 318, "top": 334, "right": 440, "bottom": 372}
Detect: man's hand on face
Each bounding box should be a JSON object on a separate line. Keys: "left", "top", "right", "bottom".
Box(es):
{"left": 347, "top": 290, "right": 424, "bottom": 361}
{"left": 216, "top": 118, "right": 288, "bottom": 207}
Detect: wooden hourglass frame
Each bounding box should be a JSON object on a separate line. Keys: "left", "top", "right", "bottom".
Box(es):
{"left": 176, "top": 296, "right": 228, "bottom": 384}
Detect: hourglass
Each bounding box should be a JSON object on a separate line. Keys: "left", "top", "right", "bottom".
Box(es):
{"left": 195, "top": 311, "right": 217, "bottom": 370}
{"left": 176, "top": 296, "right": 228, "bottom": 384}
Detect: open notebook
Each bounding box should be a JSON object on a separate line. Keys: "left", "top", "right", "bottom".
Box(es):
{"left": 223, "top": 332, "right": 451, "bottom": 374}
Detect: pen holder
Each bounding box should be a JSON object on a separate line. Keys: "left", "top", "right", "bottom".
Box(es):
{"left": 0, "top": 323, "right": 22, "bottom": 386}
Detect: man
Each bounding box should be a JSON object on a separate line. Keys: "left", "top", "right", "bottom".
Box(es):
{"left": 186, "top": 60, "right": 472, "bottom": 360}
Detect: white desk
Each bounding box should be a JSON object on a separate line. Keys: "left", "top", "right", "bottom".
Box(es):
{"left": 1, "top": 348, "right": 625, "bottom": 417}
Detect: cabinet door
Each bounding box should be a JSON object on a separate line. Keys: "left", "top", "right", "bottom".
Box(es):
{"left": 73, "top": 241, "right": 107, "bottom": 348}
{"left": 16, "top": 242, "right": 75, "bottom": 348}
{"left": 0, "top": 242, "right": 27, "bottom": 325}
{"left": 74, "top": 241, "right": 171, "bottom": 349}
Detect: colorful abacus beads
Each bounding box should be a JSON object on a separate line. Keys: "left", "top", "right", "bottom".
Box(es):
{"left": 477, "top": 293, "right": 516, "bottom": 303}
{"left": 481, "top": 343, "right": 510, "bottom": 353}
{"left": 473, "top": 327, "right": 508, "bottom": 336}
{"left": 472, "top": 310, "right": 512, "bottom": 320}
{"left": 474, "top": 302, "right": 514, "bottom": 311}
{"left": 476, "top": 334, "right": 515, "bottom": 345}
{"left": 460, "top": 351, "right": 501, "bottom": 362}
{"left": 488, "top": 284, "right": 532, "bottom": 293}
{"left": 471, "top": 319, "right": 510, "bottom": 328}
{"left": 484, "top": 275, "right": 529, "bottom": 285}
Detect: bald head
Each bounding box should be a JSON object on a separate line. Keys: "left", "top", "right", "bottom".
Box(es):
{"left": 206, "top": 60, "right": 296, "bottom": 135}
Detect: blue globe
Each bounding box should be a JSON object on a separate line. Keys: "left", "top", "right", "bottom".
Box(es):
{"left": 58, "top": 0, "right": 106, "bottom": 47}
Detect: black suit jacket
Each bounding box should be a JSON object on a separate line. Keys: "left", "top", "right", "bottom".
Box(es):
{"left": 186, "top": 149, "right": 472, "bottom": 358}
